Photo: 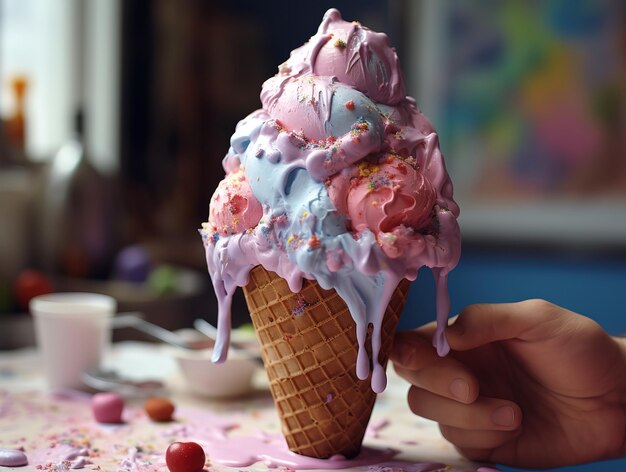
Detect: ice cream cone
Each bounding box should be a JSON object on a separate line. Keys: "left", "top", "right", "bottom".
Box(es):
{"left": 243, "top": 265, "right": 410, "bottom": 459}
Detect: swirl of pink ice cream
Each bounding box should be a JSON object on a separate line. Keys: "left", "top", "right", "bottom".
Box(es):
{"left": 311, "top": 9, "right": 406, "bottom": 104}
{"left": 327, "top": 154, "right": 436, "bottom": 255}
{"left": 264, "top": 9, "right": 405, "bottom": 106}
{"left": 207, "top": 167, "right": 262, "bottom": 236}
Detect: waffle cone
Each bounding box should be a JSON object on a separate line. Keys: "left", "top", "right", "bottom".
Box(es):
{"left": 242, "top": 265, "right": 410, "bottom": 459}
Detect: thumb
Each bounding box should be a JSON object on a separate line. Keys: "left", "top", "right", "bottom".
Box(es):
{"left": 446, "top": 299, "right": 560, "bottom": 351}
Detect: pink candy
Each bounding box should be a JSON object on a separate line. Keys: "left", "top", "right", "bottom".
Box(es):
{"left": 0, "top": 448, "right": 28, "bottom": 467}
{"left": 91, "top": 392, "right": 124, "bottom": 424}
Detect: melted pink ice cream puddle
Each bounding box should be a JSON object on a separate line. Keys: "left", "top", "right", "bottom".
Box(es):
{"left": 169, "top": 409, "right": 465, "bottom": 471}
{"left": 2, "top": 391, "right": 497, "bottom": 471}
{"left": 204, "top": 431, "right": 396, "bottom": 469}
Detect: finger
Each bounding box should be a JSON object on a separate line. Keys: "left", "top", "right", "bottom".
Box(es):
{"left": 394, "top": 363, "right": 477, "bottom": 404}
{"left": 393, "top": 360, "right": 478, "bottom": 404}
{"left": 439, "top": 424, "right": 520, "bottom": 450}
{"left": 391, "top": 331, "right": 479, "bottom": 403}
{"left": 407, "top": 386, "right": 522, "bottom": 431}
{"left": 446, "top": 299, "right": 564, "bottom": 351}
{"left": 415, "top": 320, "right": 438, "bottom": 337}
{"left": 390, "top": 330, "right": 434, "bottom": 368}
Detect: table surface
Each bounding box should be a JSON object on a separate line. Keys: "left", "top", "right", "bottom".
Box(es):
{"left": 0, "top": 342, "right": 495, "bottom": 472}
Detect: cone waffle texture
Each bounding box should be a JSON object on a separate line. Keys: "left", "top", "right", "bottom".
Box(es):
{"left": 243, "top": 265, "right": 410, "bottom": 459}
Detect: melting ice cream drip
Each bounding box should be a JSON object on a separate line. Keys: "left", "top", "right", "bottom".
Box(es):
{"left": 201, "top": 8, "right": 461, "bottom": 392}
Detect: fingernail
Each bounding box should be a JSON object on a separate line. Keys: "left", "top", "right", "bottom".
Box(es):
{"left": 449, "top": 378, "right": 469, "bottom": 402}
{"left": 491, "top": 405, "right": 515, "bottom": 427}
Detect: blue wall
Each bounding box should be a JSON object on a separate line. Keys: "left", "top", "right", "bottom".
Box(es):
{"left": 401, "top": 245, "right": 626, "bottom": 335}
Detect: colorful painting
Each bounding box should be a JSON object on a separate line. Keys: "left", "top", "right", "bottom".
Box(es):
{"left": 432, "top": 0, "right": 626, "bottom": 203}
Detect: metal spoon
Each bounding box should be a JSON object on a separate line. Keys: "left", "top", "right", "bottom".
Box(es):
{"left": 193, "top": 318, "right": 260, "bottom": 360}
{"left": 82, "top": 368, "right": 166, "bottom": 397}
{"left": 111, "top": 313, "right": 196, "bottom": 349}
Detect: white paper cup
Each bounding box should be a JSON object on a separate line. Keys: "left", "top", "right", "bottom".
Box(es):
{"left": 30, "top": 292, "right": 116, "bottom": 389}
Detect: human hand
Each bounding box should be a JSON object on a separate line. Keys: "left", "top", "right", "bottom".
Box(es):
{"left": 390, "top": 299, "right": 626, "bottom": 469}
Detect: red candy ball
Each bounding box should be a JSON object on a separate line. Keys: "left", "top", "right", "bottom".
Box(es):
{"left": 165, "top": 442, "right": 205, "bottom": 472}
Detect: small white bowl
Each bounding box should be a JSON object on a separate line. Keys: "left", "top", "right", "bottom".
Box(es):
{"left": 172, "top": 348, "right": 259, "bottom": 398}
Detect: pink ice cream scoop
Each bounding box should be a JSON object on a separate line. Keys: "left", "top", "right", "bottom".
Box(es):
{"left": 328, "top": 154, "right": 436, "bottom": 237}
{"left": 207, "top": 167, "right": 262, "bottom": 236}
{"left": 263, "top": 76, "right": 337, "bottom": 141}
{"left": 311, "top": 9, "right": 406, "bottom": 105}
{"left": 261, "top": 8, "right": 407, "bottom": 142}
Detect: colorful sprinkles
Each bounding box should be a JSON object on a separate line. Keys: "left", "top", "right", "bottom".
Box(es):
{"left": 292, "top": 295, "right": 310, "bottom": 317}
{"left": 307, "top": 234, "right": 321, "bottom": 249}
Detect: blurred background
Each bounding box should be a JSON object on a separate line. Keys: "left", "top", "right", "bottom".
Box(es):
{"left": 0, "top": 0, "right": 625, "bottom": 466}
